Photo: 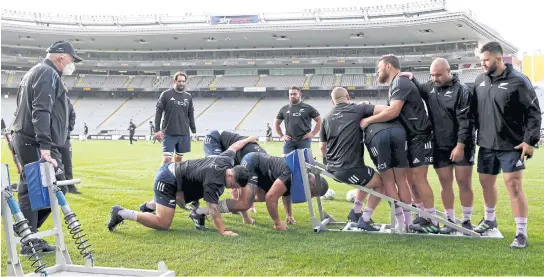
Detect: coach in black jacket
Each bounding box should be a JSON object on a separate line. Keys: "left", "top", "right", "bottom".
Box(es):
{"left": 406, "top": 58, "right": 476, "bottom": 234}
{"left": 11, "top": 40, "right": 83, "bottom": 255}
{"left": 471, "top": 42, "right": 541, "bottom": 249}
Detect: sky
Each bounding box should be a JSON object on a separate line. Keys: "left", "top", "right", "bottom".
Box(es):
{"left": 2, "top": 0, "right": 543, "bottom": 54}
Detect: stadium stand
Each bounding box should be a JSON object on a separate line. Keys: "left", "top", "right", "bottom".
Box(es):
{"left": 213, "top": 75, "right": 259, "bottom": 88}
{"left": 100, "top": 98, "right": 155, "bottom": 130}
{"left": 459, "top": 68, "right": 481, "bottom": 83}
{"left": 0, "top": 0, "right": 522, "bottom": 139}
{"left": 72, "top": 98, "right": 127, "bottom": 133}
{"left": 258, "top": 75, "right": 307, "bottom": 88}
{"left": 0, "top": 69, "right": 489, "bottom": 90}
{"left": 237, "top": 98, "right": 287, "bottom": 136}
{"left": 196, "top": 98, "right": 259, "bottom": 132}
{"left": 413, "top": 71, "right": 431, "bottom": 83}
{"left": 341, "top": 74, "right": 367, "bottom": 87}
{"left": 1, "top": 96, "right": 17, "bottom": 127}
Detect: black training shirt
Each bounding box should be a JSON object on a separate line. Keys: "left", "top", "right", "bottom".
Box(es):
{"left": 389, "top": 74, "right": 432, "bottom": 139}
{"left": 155, "top": 88, "right": 196, "bottom": 136}
{"left": 277, "top": 102, "right": 320, "bottom": 142}
{"left": 174, "top": 150, "right": 235, "bottom": 204}
{"left": 320, "top": 103, "right": 374, "bottom": 171}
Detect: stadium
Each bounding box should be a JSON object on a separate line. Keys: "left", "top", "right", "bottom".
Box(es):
{"left": 1, "top": 0, "right": 544, "bottom": 276}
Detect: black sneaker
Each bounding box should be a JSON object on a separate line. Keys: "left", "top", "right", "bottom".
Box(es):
{"left": 107, "top": 205, "right": 124, "bottom": 232}
{"left": 409, "top": 219, "right": 439, "bottom": 234}
{"left": 413, "top": 216, "right": 427, "bottom": 225}
{"left": 347, "top": 209, "right": 362, "bottom": 223}
{"left": 34, "top": 239, "right": 56, "bottom": 252}
{"left": 67, "top": 185, "right": 81, "bottom": 194}
{"left": 139, "top": 202, "right": 155, "bottom": 213}
{"left": 357, "top": 217, "right": 379, "bottom": 231}
{"left": 461, "top": 220, "right": 473, "bottom": 230}
{"left": 20, "top": 238, "right": 55, "bottom": 256}
{"left": 473, "top": 218, "right": 498, "bottom": 234}
{"left": 439, "top": 219, "right": 457, "bottom": 234}
{"left": 509, "top": 234, "right": 528, "bottom": 249}
{"left": 189, "top": 210, "right": 206, "bottom": 230}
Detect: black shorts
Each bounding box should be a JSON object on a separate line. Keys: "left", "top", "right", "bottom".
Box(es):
{"left": 203, "top": 130, "right": 223, "bottom": 156}
{"left": 153, "top": 163, "right": 178, "bottom": 209}
{"left": 434, "top": 146, "right": 475, "bottom": 169}
{"left": 331, "top": 167, "right": 375, "bottom": 187}
{"left": 408, "top": 135, "right": 434, "bottom": 168}
{"left": 162, "top": 135, "right": 191, "bottom": 156}
{"left": 366, "top": 127, "right": 409, "bottom": 172}
{"left": 477, "top": 147, "right": 525, "bottom": 175}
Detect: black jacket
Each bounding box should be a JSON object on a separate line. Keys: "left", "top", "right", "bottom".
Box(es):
{"left": 12, "top": 59, "right": 70, "bottom": 150}
{"left": 66, "top": 99, "right": 76, "bottom": 140}
{"left": 413, "top": 74, "right": 473, "bottom": 149}
{"left": 472, "top": 63, "right": 541, "bottom": 150}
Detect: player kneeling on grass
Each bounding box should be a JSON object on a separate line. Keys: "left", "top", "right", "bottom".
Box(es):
{"left": 139, "top": 129, "right": 266, "bottom": 214}
{"left": 107, "top": 137, "right": 258, "bottom": 236}
{"left": 235, "top": 152, "right": 328, "bottom": 231}
{"left": 203, "top": 129, "right": 268, "bottom": 212}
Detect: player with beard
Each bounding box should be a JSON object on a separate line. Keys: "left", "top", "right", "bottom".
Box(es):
{"left": 154, "top": 72, "right": 196, "bottom": 164}
{"left": 275, "top": 86, "right": 321, "bottom": 156}
{"left": 361, "top": 55, "right": 439, "bottom": 233}
{"left": 470, "top": 42, "right": 541, "bottom": 248}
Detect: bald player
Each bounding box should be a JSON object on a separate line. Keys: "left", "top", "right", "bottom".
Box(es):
{"left": 401, "top": 58, "right": 475, "bottom": 234}
{"left": 321, "top": 87, "right": 392, "bottom": 231}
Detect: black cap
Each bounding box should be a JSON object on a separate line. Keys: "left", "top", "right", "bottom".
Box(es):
{"left": 46, "top": 40, "right": 83, "bottom": 63}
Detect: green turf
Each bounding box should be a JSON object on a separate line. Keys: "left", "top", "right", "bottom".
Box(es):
{"left": 1, "top": 140, "right": 543, "bottom": 276}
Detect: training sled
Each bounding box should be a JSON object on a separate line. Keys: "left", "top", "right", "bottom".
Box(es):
{"left": 1, "top": 163, "right": 175, "bottom": 277}
{"left": 285, "top": 149, "right": 504, "bottom": 239}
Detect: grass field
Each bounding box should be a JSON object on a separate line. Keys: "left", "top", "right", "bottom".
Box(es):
{"left": 1, "top": 139, "right": 543, "bottom": 276}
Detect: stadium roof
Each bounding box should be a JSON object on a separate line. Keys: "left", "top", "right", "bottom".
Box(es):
{"left": 1, "top": 1, "right": 517, "bottom": 54}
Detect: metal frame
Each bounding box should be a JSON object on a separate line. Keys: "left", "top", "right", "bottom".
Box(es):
{"left": 295, "top": 149, "right": 503, "bottom": 239}
{"left": 2, "top": 163, "right": 176, "bottom": 277}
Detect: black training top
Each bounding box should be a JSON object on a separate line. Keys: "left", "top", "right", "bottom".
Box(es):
{"left": 277, "top": 102, "right": 320, "bottom": 142}
{"left": 155, "top": 88, "right": 196, "bottom": 136}
{"left": 320, "top": 103, "right": 374, "bottom": 171}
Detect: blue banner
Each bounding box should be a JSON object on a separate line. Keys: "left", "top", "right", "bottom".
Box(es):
{"left": 210, "top": 15, "right": 259, "bottom": 25}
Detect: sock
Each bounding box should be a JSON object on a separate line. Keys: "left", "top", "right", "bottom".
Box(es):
{"left": 362, "top": 207, "right": 374, "bottom": 222}
{"left": 416, "top": 203, "right": 424, "bottom": 217}
{"left": 484, "top": 206, "right": 496, "bottom": 221}
{"left": 118, "top": 209, "right": 138, "bottom": 221}
{"left": 461, "top": 206, "right": 473, "bottom": 222}
{"left": 145, "top": 202, "right": 156, "bottom": 210}
{"left": 425, "top": 208, "right": 438, "bottom": 225}
{"left": 196, "top": 207, "right": 209, "bottom": 215}
{"left": 445, "top": 209, "right": 455, "bottom": 221}
{"left": 514, "top": 217, "right": 527, "bottom": 238}
{"left": 353, "top": 201, "right": 363, "bottom": 214}
{"left": 403, "top": 208, "right": 413, "bottom": 226}
{"left": 395, "top": 206, "right": 405, "bottom": 228}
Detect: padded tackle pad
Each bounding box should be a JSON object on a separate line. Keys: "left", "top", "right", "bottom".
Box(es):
{"left": 285, "top": 149, "right": 311, "bottom": 203}
{"left": 24, "top": 161, "right": 51, "bottom": 211}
